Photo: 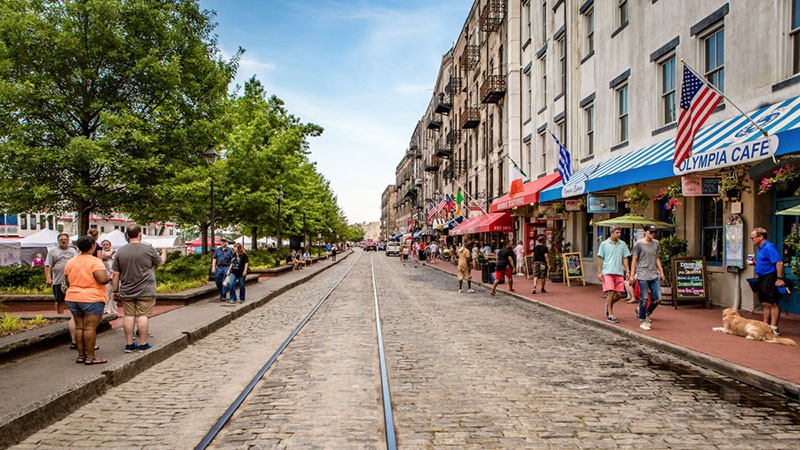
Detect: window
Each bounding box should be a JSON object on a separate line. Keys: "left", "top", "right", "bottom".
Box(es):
{"left": 617, "top": 84, "right": 629, "bottom": 142}
{"left": 541, "top": 0, "right": 547, "bottom": 43}
{"left": 488, "top": 168, "right": 494, "bottom": 199}
{"left": 47, "top": 215, "right": 53, "bottom": 230}
{"left": 558, "top": 36, "right": 566, "bottom": 96}
{"left": 701, "top": 197, "right": 723, "bottom": 264}
{"left": 488, "top": 113, "right": 495, "bottom": 150}
{"left": 498, "top": 108, "right": 503, "bottom": 146}
{"left": 704, "top": 27, "right": 724, "bottom": 92}
{"left": 540, "top": 57, "right": 547, "bottom": 108}
{"left": 523, "top": 1, "right": 532, "bottom": 43}
{"left": 525, "top": 142, "right": 532, "bottom": 178}
{"left": 585, "top": 8, "right": 595, "bottom": 56}
{"left": 20, "top": 214, "right": 27, "bottom": 230}
{"left": 523, "top": 71, "right": 532, "bottom": 122}
{"left": 793, "top": 0, "right": 800, "bottom": 74}
{"left": 618, "top": 0, "right": 629, "bottom": 27}
{"left": 100, "top": 226, "right": 105, "bottom": 232}
{"left": 660, "top": 56, "right": 677, "bottom": 124}
{"left": 497, "top": 161, "right": 504, "bottom": 196}
{"left": 558, "top": 120, "right": 567, "bottom": 147}
{"left": 169, "top": 228, "right": 174, "bottom": 236}
{"left": 584, "top": 214, "right": 594, "bottom": 258}
{"left": 585, "top": 103, "right": 594, "bottom": 156}
{"left": 30, "top": 214, "right": 36, "bottom": 230}
{"left": 540, "top": 133, "right": 547, "bottom": 173}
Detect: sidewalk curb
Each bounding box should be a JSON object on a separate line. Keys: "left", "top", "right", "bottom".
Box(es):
{"left": 425, "top": 263, "right": 800, "bottom": 401}
{"left": 0, "top": 251, "right": 353, "bottom": 449}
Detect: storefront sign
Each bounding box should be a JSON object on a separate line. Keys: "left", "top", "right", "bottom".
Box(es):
{"left": 562, "top": 180, "right": 586, "bottom": 197}
{"left": 672, "top": 257, "right": 708, "bottom": 304}
{"left": 586, "top": 195, "right": 617, "bottom": 213}
{"left": 681, "top": 176, "right": 721, "bottom": 196}
{"left": 725, "top": 214, "right": 744, "bottom": 270}
{"left": 673, "top": 135, "right": 778, "bottom": 175}
{"left": 564, "top": 199, "right": 583, "bottom": 212}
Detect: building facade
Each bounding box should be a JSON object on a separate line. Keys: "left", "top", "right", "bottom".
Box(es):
{"left": 380, "top": 185, "right": 398, "bottom": 240}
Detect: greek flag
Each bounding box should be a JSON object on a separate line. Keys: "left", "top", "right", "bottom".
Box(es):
{"left": 550, "top": 131, "right": 573, "bottom": 183}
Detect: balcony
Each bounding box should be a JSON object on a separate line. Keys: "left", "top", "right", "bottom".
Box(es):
{"left": 447, "top": 129, "right": 461, "bottom": 145}
{"left": 406, "top": 146, "right": 421, "bottom": 159}
{"left": 460, "top": 45, "right": 479, "bottom": 70}
{"left": 434, "top": 93, "right": 452, "bottom": 115}
{"left": 446, "top": 76, "right": 462, "bottom": 96}
{"left": 460, "top": 107, "right": 480, "bottom": 129}
{"left": 425, "top": 155, "right": 440, "bottom": 172}
{"left": 443, "top": 163, "right": 454, "bottom": 180}
{"left": 480, "top": 75, "right": 507, "bottom": 104}
{"left": 434, "top": 138, "right": 453, "bottom": 158}
{"left": 480, "top": 0, "right": 505, "bottom": 32}
{"left": 453, "top": 159, "right": 467, "bottom": 176}
{"left": 426, "top": 116, "right": 443, "bottom": 130}
{"left": 403, "top": 187, "right": 417, "bottom": 202}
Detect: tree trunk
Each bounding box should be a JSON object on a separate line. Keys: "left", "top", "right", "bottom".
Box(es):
{"left": 201, "top": 222, "right": 209, "bottom": 255}
{"left": 77, "top": 200, "right": 91, "bottom": 237}
{"left": 250, "top": 226, "right": 258, "bottom": 251}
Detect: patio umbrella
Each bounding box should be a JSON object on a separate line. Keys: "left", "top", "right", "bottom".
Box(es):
{"left": 776, "top": 205, "right": 800, "bottom": 216}
{"left": 594, "top": 214, "right": 674, "bottom": 228}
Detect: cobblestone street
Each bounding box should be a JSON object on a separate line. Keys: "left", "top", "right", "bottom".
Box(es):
{"left": 11, "top": 252, "right": 800, "bottom": 449}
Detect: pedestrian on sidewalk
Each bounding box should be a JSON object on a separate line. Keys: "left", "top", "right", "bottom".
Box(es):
{"left": 514, "top": 241, "right": 525, "bottom": 276}
{"left": 45, "top": 233, "right": 78, "bottom": 348}
{"left": 531, "top": 237, "right": 549, "bottom": 294}
{"left": 211, "top": 238, "right": 234, "bottom": 299}
{"left": 112, "top": 225, "right": 167, "bottom": 353}
{"left": 100, "top": 239, "right": 118, "bottom": 315}
{"left": 331, "top": 245, "right": 337, "bottom": 261}
{"left": 629, "top": 225, "right": 665, "bottom": 331}
{"left": 64, "top": 235, "right": 110, "bottom": 365}
{"left": 597, "top": 226, "right": 631, "bottom": 323}
{"left": 752, "top": 227, "right": 786, "bottom": 335}
{"left": 457, "top": 242, "right": 475, "bottom": 293}
{"left": 226, "top": 243, "right": 249, "bottom": 303}
{"left": 490, "top": 241, "right": 515, "bottom": 295}
{"left": 429, "top": 241, "right": 438, "bottom": 264}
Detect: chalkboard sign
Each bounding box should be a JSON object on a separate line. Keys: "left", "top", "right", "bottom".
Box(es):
{"left": 671, "top": 257, "right": 709, "bottom": 308}
{"left": 701, "top": 177, "right": 721, "bottom": 195}
{"left": 524, "top": 255, "right": 535, "bottom": 280}
{"left": 561, "top": 252, "right": 586, "bottom": 287}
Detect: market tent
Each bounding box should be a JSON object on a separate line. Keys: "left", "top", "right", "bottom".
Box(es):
{"left": 232, "top": 235, "right": 252, "bottom": 245}
{"left": 98, "top": 229, "right": 128, "bottom": 249}
{"left": 142, "top": 235, "right": 185, "bottom": 249}
{"left": 0, "top": 238, "right": 21, "bottom": 266}
{"left": 19, "top": 229, "right": 60, "bottom": 265}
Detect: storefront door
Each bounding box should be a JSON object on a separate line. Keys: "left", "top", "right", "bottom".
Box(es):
{"left": 774, "top": 196, "right": 800, "bottom": 314}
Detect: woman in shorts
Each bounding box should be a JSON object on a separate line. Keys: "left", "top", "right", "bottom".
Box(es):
{"left": 64, "top": 235, "right": 110, "bottom": 365}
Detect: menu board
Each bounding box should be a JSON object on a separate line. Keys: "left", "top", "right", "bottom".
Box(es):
{"left": 672, "top": 257, "right": 708, "bottom": 306}
{"left": 562, "top": 252, "right": 586, "bottom": 287}
{"left": 524, "top": 255, "right": 535, "bottom": 279}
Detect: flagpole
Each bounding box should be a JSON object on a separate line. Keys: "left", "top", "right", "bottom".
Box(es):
{"left": 681, "top": 59, "right": 768, "bottom": 138}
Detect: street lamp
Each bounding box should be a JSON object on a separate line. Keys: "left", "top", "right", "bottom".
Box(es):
{"left": 204, "top": 144, "right": 219, "bottom": 254}
{"left": 276, "top": 189, "right": 284, "bottom": 250}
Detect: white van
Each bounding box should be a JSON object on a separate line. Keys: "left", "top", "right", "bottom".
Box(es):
{"left": 385, "top": 240, "right": 401, "bottom": 256}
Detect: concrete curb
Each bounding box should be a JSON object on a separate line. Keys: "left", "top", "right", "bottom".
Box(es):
{"left": 0, "top": 251, "right": 353, "bottom": 449}
{"left": 425, "top": 263, "right": 800, "bottom": 401}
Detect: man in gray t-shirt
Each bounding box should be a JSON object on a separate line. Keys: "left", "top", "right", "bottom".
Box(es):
{"left": 45, "top": 233, "right": 78, "bottom": 344}
{"left": 112, "top": 225, "right": 166, "bottom": 352}
{"left": 628, "top": 224, "right": 666, "bottom": 331}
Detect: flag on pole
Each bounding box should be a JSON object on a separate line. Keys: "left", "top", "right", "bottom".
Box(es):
{"left": 445, "top": 194, "right": 455, "bottom": 214}
{"left": 427, "top": 203, "right": 436, "bottom": 224}
{"left": 508, "top": 157, "right": 527, "bottom": 198}
{"left": 456, "top": 189, "right": 464, "bottom": 217}
{"left": 436, "top": 196, "right": 447, "bottom": 217}
{"left": 550, "top": 131, "right": 573, "bottom": 182}
{"left": 674, "top": 64, "right": 723, "bottom": 168}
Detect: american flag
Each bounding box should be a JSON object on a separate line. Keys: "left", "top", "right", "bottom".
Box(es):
{"left": 427, "top": 204, "right": 436, "bottom": 224}
{"left": 550, "top": 131, "right": 572, "bottom": 183}
{"left": 674, "top": 65, "right": 722, "bottom": 168}
{"left": 436, "top": 196, "right": 447, "bottom": 217}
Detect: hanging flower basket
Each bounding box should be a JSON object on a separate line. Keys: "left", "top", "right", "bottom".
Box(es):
{"left": 654, "top": 182, "right": 683, "bottom": 224}
{"left": 623, "top": 186, "right": 649, "bottom": 215}
{"left": 758, "top": 164, "right": 800, "bottom": 196}
{"left": 719, "top": 172, "right": 750, "bottom": 201}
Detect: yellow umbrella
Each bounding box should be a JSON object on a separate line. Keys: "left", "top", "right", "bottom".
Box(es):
{"left": 595, "top": 214, "right": 674, "bottom": 228}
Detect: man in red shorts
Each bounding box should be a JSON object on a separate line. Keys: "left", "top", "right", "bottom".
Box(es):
{"left": 490, "top": 241, "right": 516, "bottom": 295}
{"left": 597, "top": 226, "right": 631, "bottom": 323}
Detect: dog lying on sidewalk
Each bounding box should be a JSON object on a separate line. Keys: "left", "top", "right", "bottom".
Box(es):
{"left": 712, "top": 308, "right": 797, "bottom": 346}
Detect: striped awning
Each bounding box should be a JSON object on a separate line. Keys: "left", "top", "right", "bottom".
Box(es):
{"left": 540, "top": 95, "right": 800, "bottom": 202}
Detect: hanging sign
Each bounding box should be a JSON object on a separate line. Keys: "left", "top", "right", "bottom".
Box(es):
{"left": 725, "top": 214, "right": 744, "bottom": 270}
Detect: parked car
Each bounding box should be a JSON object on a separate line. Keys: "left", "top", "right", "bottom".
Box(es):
{"left": 378, "top": 242, "right": 386, "bottom": 251}
{"left": 364, "top": 240, "right": 377, "bottom": 251}
{"left": 385, "top": 241, "right": 401, "bottom": 256}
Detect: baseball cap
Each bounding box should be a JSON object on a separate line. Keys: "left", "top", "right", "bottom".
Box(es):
{"left": 643, "top": 225, "right": 657, "bottom": 233}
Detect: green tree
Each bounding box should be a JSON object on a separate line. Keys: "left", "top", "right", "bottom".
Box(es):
{"left": 0, "top": 0, "right": 237, "bottom": 235}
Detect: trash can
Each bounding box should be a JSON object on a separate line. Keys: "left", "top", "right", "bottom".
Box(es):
{"left": 481, "top": 261, "right": 490, "bottom": 283}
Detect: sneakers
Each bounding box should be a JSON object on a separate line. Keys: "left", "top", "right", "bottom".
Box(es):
{"left": 531, "top": 289, "right": 537, "bottom": 294}
{"left": 124, "top": 344, "right": 138, "bottom": 353}
{"left": 467, "top": 289, "right": 475, "bottom": 293}
{"left": 240, "top": 299, "right": 245, "bottom": 303}
{"left": 509, "top": 288, "right": 515, "bottom": 292}
{"left": 607, "top": 315, "right": 620, "bottom": 323}
{"left": 771, "top": 325, "right": 781, "bottom": 336}
{"left": 458, "top": 289, "right": 463, "bottom": 293}
{"left": 639, "top": 321, "right": 652, "bottom": 331}
{"left": 490, "top": 290, "right": 496, "bottom": 296}
{"left": 541, "top": 289, "right": 548, "bottom": 293}
{"left": 137, "top": 343, "right": 153, "bottom": 352}
{"left": 228, "top": 300, "right": 237, "bottom": 304}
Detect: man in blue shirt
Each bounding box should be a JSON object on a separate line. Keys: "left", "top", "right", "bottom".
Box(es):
{"left": 751, "top": 227, "right": 786, "bottom": 335}
{"left": 211, "top": 238, "right": 234, "bottom": 300}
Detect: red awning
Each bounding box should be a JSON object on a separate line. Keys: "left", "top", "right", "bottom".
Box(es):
{"left": 489, "top": 173, "right": 562, "bottom": 213}
{"left": 449, "top": 212, "right": 513, "bottom": 235}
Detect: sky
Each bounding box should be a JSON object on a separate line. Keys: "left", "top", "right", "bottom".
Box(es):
{"left": 199, "top": 0, "right": 471, "bottom": 224}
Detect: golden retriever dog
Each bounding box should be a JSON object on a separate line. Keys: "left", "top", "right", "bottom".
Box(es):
{"left": 712, "top": 308, "right": 797, "bottom": 346}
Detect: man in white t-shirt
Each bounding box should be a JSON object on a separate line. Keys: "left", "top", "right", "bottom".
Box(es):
{"left": 514, "top": 241, "right": 525, "bottom": 275}
{"left": 429, "top": 241, "right": 438, "bottom": 263}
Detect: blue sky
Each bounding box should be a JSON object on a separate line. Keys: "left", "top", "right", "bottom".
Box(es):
{"left": 199, "top": 0, "right": 471, "bottom": 224}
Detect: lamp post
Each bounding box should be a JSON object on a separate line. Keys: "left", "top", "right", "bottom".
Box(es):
{"left": 276, "top": 189, "right": 284, "bottom": 251}
{"left": 204, "top": 144, "right": 219, "bottom": 254}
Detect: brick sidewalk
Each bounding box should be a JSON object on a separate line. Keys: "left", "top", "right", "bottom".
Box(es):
{"left": 420, "top": 258, "right": 800, "bottom": 387}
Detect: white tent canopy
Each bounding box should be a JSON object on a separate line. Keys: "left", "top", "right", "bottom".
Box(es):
{"left": 142, "top": 235, "right": 185, "bottom": 249}
{"left": 98, "top": 229, "right": 128, "bottom": 249}
{"left": 232, "top": 235, "right": 252, "bottom": 245}
{"left": 19, "top": 229, "right": 60, "bottom": 248}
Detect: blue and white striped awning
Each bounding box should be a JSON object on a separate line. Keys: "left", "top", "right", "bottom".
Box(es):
{"left": 540, "top": 95, "right": 800, "bottom": 202}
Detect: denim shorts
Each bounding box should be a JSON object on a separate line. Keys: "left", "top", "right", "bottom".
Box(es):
{"left": 66, "top": 301, "right": 105, "bottom": 316}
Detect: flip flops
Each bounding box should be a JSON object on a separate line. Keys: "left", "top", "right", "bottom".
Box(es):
{"left": 84, "top": 357, "right": 108, "bottom": 365}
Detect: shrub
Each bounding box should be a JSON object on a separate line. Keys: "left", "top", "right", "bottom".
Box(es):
{"left": 0, "top": 265, "right": 46, "bottom": 290}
